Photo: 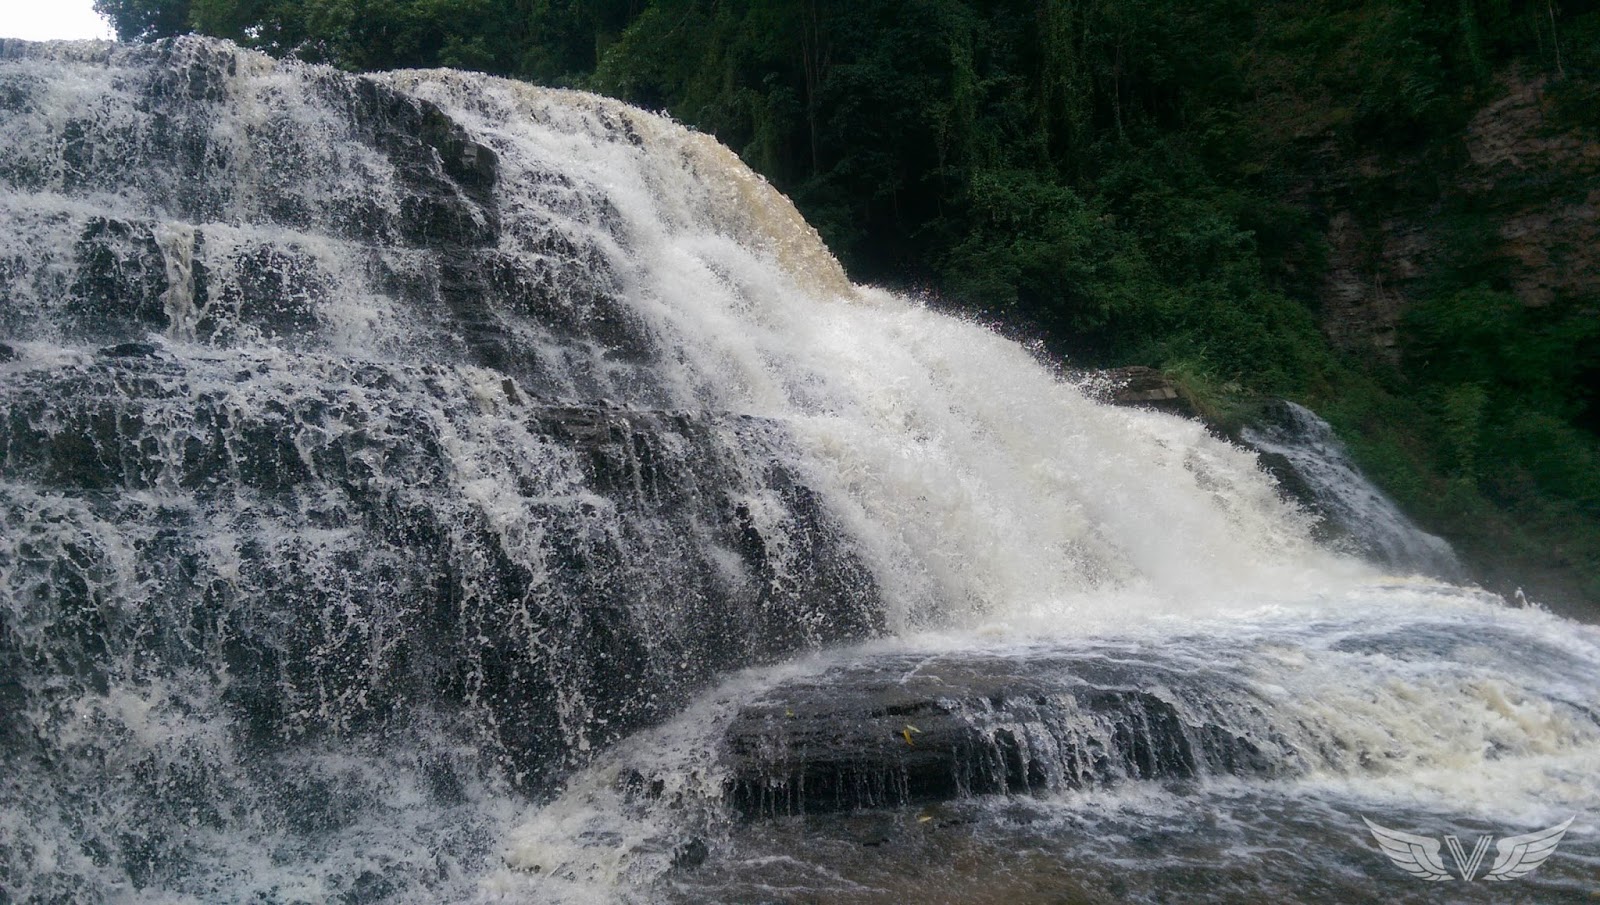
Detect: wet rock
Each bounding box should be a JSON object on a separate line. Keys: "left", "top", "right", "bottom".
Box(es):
{"left": 1086, "top": 377, "right": 1456, "bottom": 575}
{"left": 0, "top": 38, "right": 662, "bottom": 403}
{"left": 342, "top": 76, "right": 500, "bottom": 248}
{"left": 70, "top": 218, "right": 170, "bottom": 339}
{"left": 97, "top": 341, "right": 161, "bottom": 358}
{"left": 1254, "top": 449, "right": 1324, "bottom": 520}
{"left": 1088, "top": 366, "right": 1198, "bottom": 418}
{"left": 671, "top": 838, "right": 709, "bottom": 870}
{"left": 0, "top": 354, "right": 881, "bottom": 790}
{"left": 0, "top": 40, "right": 897, "bottom": 893}
{"left": 722, "top": 649, "right": 1287, "bottom": 817}
{"left": 201, "top": 242, "right": 323, "bottom": 342}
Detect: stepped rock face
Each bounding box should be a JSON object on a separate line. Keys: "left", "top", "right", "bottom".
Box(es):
{"left": 0, "top": 349, "right": 879, "bottom": 788}
{"left": 9, "top": 38, "right": 1600, "bottom": 905}
{"left": 0, "top": 35, "right": 878, "bottom": 813}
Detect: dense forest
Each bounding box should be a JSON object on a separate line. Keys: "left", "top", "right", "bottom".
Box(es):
{"left": 94, "top": 0, "right": 1600, "bottom": 612}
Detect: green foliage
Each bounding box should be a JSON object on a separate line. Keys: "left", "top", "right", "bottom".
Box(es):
{"left": 939, "top": 169, "right": 1139, "bottom": 332}
{"left": 1318, "top": 359, "right": 1600, "bottom": 609}
{"left": 94, "top": 0, "right": 191, "bottom": 41}
{"left": 1396, "top": 283, "right": 1600, "bottom": 576}
{"left": 106, "top": 0, "right": 644, "bottom": 78}
{"left": 1304, "top": 276, "right": 1600, "bottom": 609}
{"left": 1405, "top": 286, "right": 1599, "bottom": 423}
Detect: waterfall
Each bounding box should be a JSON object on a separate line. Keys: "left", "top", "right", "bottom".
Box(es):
{"left": 1242, "top": 399, "right": 1464, "bottom": 580}
{"left": 1, "top": 38, "right": 1596, "bottom": 904}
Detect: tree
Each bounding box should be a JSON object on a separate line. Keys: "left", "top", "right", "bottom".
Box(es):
{"left": 95, "top": 0, "right": 191, "bottom": 40}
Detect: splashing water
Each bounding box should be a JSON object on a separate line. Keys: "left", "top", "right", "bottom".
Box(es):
{"left": 0, "top": 38, "right": 1595, "bottom": 904}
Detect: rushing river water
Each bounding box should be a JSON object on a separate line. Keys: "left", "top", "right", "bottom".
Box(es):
{"left": 0, "top": 37, "right": 1595, "bottom": 904}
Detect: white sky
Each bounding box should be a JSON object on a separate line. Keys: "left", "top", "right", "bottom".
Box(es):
{"left": 0, "top": 0, "right": 116, "bottom": 41}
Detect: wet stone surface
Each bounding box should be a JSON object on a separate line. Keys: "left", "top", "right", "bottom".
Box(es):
{"left": 718, "top": 648, "right": 1290, "bottom": 817}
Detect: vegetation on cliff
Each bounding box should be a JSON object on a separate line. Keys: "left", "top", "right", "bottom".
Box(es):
{"left": 93, "top": 0, "right": 1600, "bottom": 612}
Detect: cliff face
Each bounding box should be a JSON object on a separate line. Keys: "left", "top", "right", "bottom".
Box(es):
{"left": 1314, "top": 69, "right": 1600, "bottom": 358}
{"left": 1465, "top": 73, "right": 1600, "bottom": 308}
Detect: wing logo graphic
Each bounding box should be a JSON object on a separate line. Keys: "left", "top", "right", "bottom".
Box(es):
{"left": 1363, "top": 816, "right": 1575, "bottom": 882}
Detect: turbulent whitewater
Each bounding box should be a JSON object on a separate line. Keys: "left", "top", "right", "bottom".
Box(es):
{"left": 0, "top": 38, "right": 1595, "bottom": 903}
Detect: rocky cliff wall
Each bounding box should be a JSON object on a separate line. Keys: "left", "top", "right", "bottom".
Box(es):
{"left": 1314, "top": 69, "right": 1600, "bottom": 357}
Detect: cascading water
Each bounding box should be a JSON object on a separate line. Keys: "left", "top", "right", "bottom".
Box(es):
{"left": 0, "top": 38, "right": 1595, "bottom": 904}
{"left": 1242, "top": 399, "right": 1464, "bottom": 580}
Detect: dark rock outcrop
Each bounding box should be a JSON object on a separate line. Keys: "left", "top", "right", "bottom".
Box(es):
{"left": 718, "top": 648, "right": 1289, "bottom": 817}
{"left": 1079, "top": 365, "right": 1199, "bottom": 418}
{"left": 1241, "top": 399, "right": 1465, "bottom": 578}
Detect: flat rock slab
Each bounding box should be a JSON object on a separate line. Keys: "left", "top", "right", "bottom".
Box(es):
{"left": 719, "top": 645, "right": 1294, "bottom": 817}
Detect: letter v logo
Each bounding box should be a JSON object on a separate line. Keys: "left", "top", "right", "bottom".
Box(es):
{"left": 1444, "top": 835, "right": 1492, "bottom": 881}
